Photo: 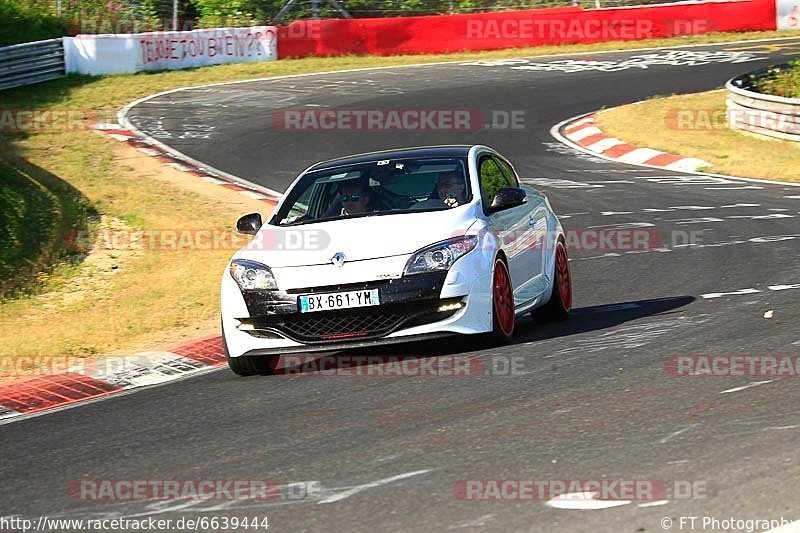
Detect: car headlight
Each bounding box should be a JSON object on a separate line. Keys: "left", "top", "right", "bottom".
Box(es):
{"left": 229, "top": 259, "right": 278, "bottom": 290}
{"left": 404, "top": 236, "right": 478, "bottom": 275}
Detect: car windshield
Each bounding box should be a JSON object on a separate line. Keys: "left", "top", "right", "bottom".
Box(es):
{"left": 273, "top": 157, "right": 471, "bottom": 226}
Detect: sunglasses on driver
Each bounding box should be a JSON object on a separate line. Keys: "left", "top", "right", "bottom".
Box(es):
{"left": 340, "top": 194, "right": 363, "bottom": 202}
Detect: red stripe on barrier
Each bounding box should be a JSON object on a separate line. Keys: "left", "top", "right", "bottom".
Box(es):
{"left": 277, "top": 0, "right": 776, "bottom": 58}
{"left": 644, "top": 153, "right": 682, "bottom": 166}
{"left": 0, "top": 374, "right": 122, "bottom": 414}
{"left": 602, "top": 143, "right": 638, "bottom": 158}
{"left": 171, "top": 336, "right": 226, "bottom": 366}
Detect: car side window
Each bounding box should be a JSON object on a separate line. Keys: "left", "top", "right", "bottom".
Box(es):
{"left": 494, "top": 157, "right": 520, "bottom": 188}
{"left": 479, "top": 156, "right": 511, "bottom": 206}
{"left": 278, "top": 184, "right": 316, "bottom": 224}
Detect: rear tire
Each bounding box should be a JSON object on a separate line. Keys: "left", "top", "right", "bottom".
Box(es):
{"left": 532, "top": 239, "right": 572, "bottom": 322}
{"left": 222, "top": 324, "right": 278, "bottom": 376}
{"left": 491, "top": 256, "right": 515, "bottom": 342}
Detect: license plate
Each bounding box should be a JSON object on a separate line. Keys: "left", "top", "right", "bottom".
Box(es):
{"left": 298, "top": 289, "right": 380, "bottom": 313}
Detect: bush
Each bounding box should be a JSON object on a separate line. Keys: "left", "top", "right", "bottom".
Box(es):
{"left": 0, "top": 0, "right": 66, "bottom": 46}
{"left": 752, "top": 60, "right": 800, "bottom": 99}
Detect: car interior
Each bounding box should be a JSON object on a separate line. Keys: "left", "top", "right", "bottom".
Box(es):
{"left": 277, "top": 158, "right": 471, "bottom": 225}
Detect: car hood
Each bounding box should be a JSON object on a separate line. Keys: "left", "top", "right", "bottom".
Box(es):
{"left": 236, "top": 205, "right": 480, "bottom": 268}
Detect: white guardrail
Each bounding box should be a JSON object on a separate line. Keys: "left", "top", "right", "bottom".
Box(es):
{"left": 0, "top": 27, "right": 277, "bottom": 91}
{"left": 726, "top": 64, "right": 800, "bottom": 142}
{"left": 0, "top": 38, "right": 65, "bottom": 91}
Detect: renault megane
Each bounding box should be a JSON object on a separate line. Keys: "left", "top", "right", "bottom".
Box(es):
{"left": 221, "top": 145, "right": 572, "bottom": 375}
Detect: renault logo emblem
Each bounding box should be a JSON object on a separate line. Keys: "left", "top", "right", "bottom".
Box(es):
{"left": 331, "top": 252, "right": 346, "bottom": 268}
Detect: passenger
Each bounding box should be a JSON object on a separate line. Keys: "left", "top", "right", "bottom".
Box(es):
{"left": 435, "top": 171, "right": 467, "bottom": 207}
{"left": 413, "top": 171, "right": 467, "bottom": 209}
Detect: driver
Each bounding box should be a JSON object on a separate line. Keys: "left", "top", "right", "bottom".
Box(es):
{"left": 337, "top": 180, "right": 373, "bottom": 215}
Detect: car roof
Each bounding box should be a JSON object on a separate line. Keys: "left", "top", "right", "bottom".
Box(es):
{"left": 307, "top": 145, "right": 474, "bottom": 172}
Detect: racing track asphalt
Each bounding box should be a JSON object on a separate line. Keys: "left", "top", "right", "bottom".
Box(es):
{"left": 3, "top": 38, "right": 800, "bottom": 532}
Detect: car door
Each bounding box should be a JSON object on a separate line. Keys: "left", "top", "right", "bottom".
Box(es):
{"left": 478, "top": 154, "right": 537, "bottom": 307}
{"left": 495, "top": 156, "right": 549, "bottom": 304}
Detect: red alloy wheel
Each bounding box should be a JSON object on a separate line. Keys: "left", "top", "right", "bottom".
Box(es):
{"left": 493, "top": 258, "right": 515, "bottom": 338}
{"left": 555, "top": 242, "right": 572, "bottom": 313}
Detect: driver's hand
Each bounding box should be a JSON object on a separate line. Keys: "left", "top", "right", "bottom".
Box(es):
{"left": 443, "top": 196, "right": 459, "bottom": 208}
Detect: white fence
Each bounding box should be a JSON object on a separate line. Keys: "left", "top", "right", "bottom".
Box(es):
{"left": 65, "top": 26, "right": 277, "bottom": 76}
{"left": 0, "top": 26, "right": 277, "bottom": 90}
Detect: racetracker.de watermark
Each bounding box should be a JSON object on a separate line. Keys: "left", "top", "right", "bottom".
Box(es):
{"left": 0, "top": 109, "right": 94, "bottom": 131}
{"left": 272, "top": 354, "right": 528, "bottom": 377}
{"left": 67, "top": 479, "right": 320, "bottom": 501}
{"left": 558, "top": 227, "right": 665, "bottom": 252}
{"left": 665, "top": 108, "right": 800, "bottom": 133}
{"left": 462, "top": 18, "right": 715, "bottom": 40}
{"left": 271, "top": 109, "right": 525, "bottom": 131}
{"left": 0, "top": 355, "right": 172, "bottom": 379}
{"left": 0, "top": 355, "right": 85, "bottom": 378}
{"left": 463, "top": 227, "right": 698, "bottom": 253}
{"left": 69, "top": 17, "right": 321, "bottom": 38}
{"left": 62, "top": 226, "right": 702, "bottom": 255}
{"left": 665, "top": 355, "right": 800, "bottom": 377}
{"left": 62, "top": 228, "right": 332, "bottom": 253}
{"left": 61, "top": 227, "right": 700, "bottom": 254}
{"left": 69, "top": 17, "right": 203, "bottom": 34}
{"left": 453, "top": 479, "right": 712, "bottom": 501}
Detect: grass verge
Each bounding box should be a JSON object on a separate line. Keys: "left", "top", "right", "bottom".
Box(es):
{"left": 595, "top": 90, "right": 800, "bottom": 182}
{"left": 1, "top": 29, "right": 799, "bottom": 378}
{"left": 0, "top": 156, "right": 94, "bottom": 298}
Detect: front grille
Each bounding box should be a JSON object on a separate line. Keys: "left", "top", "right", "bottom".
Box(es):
{"left": 283, "top": 310, "right": 404, "bottom": 340}
{"left": 246, "top": 299, "right": 462, "bottom": 343}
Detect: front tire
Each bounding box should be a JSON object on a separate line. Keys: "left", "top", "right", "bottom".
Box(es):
{"left": 532, "top": 239, "right": 572, "bottom": 322}
{"left": 491, "top": 256, "right": 515, "bottom": 341}
{"left": 222, "top": 324, "right": 278, "bottom": 376}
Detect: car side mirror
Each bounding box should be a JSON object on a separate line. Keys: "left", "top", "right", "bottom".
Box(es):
{"left": 488, "top": 187, "right": 527, "bottom": 213}
{"left": 236, "top": 213, "right": 263, "bottom": 235}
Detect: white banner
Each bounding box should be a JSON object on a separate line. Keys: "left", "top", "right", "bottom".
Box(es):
{"left": 777, "top": 0, "right": 800, "bottom": 29}
{"left": 65, "top": 26, "right": 277, "bottom": 75}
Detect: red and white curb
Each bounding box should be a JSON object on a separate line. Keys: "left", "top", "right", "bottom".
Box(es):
{"left": 560, "top": 114, "right": 710, "bottom": 172}
{"left": 0, "top": 336, "right": 225, "bottom": 424}
{"left": 92, "top": 123, "right": 282, "bottom": 206}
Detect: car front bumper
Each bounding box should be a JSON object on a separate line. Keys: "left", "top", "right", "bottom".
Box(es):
{"left": 221, "top": 255, "right": 494, "bottom": 358}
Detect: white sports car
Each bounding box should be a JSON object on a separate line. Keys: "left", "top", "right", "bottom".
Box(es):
{"left": 221, "top": 146, "right": 572, "bottom": 375}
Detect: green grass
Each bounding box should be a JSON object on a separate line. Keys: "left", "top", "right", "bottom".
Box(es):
{"left": 0, "top": 154, "right": 94, "bottom": 299}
